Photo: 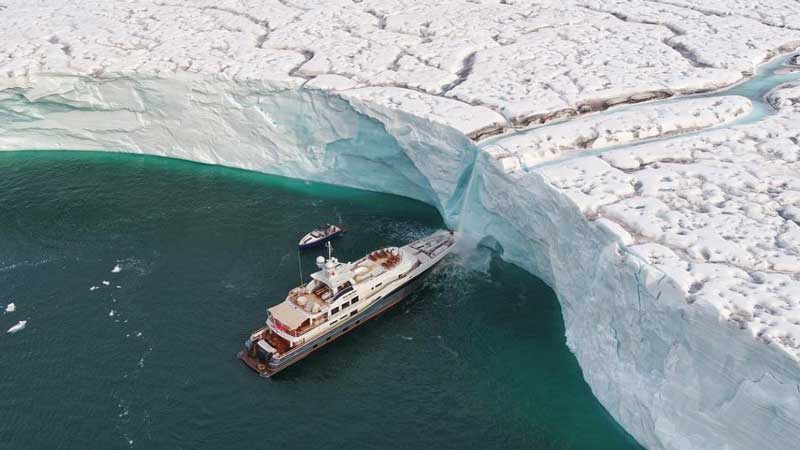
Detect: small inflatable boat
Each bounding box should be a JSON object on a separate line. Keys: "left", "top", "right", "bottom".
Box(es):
{"left": 298, "top": 224, "right": 344, "bottom": 249}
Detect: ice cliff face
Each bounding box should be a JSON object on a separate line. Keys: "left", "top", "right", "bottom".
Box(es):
{"left": 471, "top": 80, "right": 800, "bottom": 449}
{"left": 0, "top": 75, "right": 470, "bottom": 215}
{"left": 2, "top": 1, "right": 800, "bottom": 449}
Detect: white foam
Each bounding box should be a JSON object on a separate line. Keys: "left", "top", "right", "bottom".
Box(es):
{"left": 102, "top": 280, "right": 110, "bottom": 286}
{"left": 4, "top": 302, "right": 15, "bottom": 313}
{"left": 111, "top": 264, "right": 122, "bottom": 273}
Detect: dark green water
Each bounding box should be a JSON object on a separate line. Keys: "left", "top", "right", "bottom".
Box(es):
{"left": 0, "top": 151, "right": 641, "bottom": 450}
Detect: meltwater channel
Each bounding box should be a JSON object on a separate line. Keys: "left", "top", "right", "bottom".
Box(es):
{"left": 0, "top": 151, "right": 641, "bottom": 450}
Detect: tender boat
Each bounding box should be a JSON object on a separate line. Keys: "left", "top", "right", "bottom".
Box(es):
{"left": 239, "top": 230, "right": 456, "bottom": 377}
{"left": 298, "top": 224, "right": 344, "bottom": 249}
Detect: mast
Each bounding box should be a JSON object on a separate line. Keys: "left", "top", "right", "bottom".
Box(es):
{"left": 326, "top": 240, "right": 333, "bottom": 261}
{"left": 297, "top": 248, "right": 304, "bottom": 286}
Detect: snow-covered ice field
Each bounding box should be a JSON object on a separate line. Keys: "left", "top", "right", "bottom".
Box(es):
{"left": 1, "top": 1, "right": 800, "bottom": 449}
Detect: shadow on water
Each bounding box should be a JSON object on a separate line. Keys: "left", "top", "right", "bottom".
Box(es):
{"left": 0, "top": 150, "right": 641, "bottom": 450}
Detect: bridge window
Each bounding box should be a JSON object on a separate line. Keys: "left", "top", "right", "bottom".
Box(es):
{"left": 331, "top": 307, "right": 340, "bottom": 316}
{"left": 334, "top": 283, "right": 354, "bottom": 300}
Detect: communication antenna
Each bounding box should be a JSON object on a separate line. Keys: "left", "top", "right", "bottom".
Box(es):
{"left": 326, "top": 240, "right": 333, "bottom": 260}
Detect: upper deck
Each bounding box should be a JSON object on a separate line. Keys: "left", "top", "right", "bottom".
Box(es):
{"left": 268, "top": 245, "right": 413, "bottom": 336}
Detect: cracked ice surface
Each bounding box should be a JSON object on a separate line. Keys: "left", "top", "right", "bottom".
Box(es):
{"left": 528, "top": 87, "right": 800, "bottom": 358}
{"left": 578, "top": 0, "right": 800, "bottom": 73}
{"left": 2, "top": 0, "right": 800, "bottom": 134}
{"left": 637, "top": 0, "right": 800, "bottom": 31}
{"left": 483, "top": 95, "right": 752, "bottom": 170}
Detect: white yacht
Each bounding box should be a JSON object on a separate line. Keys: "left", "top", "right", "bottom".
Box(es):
{"left": 298, "top": 223, "right": 343, "bottom": 249}
{"left": 239, "top": 230, "right": 456, "bottom": 376}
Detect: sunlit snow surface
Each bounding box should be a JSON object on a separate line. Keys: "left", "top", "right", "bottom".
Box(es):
{"left": 1, "top": 1, "right": 800, "bottom": 450}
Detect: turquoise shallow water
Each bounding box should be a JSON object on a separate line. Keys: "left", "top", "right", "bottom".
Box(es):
{"left": 0, "top": 151, "right": 641, "bottom": 450}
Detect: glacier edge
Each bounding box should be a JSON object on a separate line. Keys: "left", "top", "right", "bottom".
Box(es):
{"left": 1, "top": 71, "right": 800, "bottom": 450}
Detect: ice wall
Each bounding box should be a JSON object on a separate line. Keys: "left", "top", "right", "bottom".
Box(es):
{"left": 0, "top": 75, "right": 475, "bottom": 218}
{"left": 464, "top": 151, "right": 800, "bottom": 450}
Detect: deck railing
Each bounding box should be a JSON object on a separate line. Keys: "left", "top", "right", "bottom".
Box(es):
{"left": 269, "top": 316, "right": 322, "bottom": 337}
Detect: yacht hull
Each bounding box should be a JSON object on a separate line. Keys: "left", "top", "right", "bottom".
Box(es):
{"left": 298, "top": 228, "right": 343, "bottom": 249}
{"left": 239, "top": 264, "right": 436, "bottom": 377}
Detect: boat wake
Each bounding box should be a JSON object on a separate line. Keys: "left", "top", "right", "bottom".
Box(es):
{"left": 421, "top": 238, "right": 495, "bottom": 306}
{"left": 381, "top": 221, "right": 438, "bottom": 244}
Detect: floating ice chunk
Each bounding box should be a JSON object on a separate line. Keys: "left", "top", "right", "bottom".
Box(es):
{"left": 109, "top": 310, "right": 115, "bottom": 317}
{"left": 89, "top": 286, "right": 99, "bottom": 291}
{"left": 4, "top": 302, "right": 15, "bottom": 313}
{"left": 136, "top": 332, "right": 142, "bottom": 337}
{"left": 7, "top": 320, "right": 26, "bottom": 333}
{"left": 102, "top": 280, "right": 110, "bottom": 286}
{"left": 111, "top": 264, "right": 122, "bottom": 273}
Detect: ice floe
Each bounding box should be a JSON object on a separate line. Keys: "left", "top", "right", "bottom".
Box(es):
{"left": 112, "top": 264, "right": 122, "bottom": 273}
{"left": 7, "top": 320, "right": 26, "bottom": 334}
{"left": 4, "top": 302, "right": 15, "bottom": 313}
